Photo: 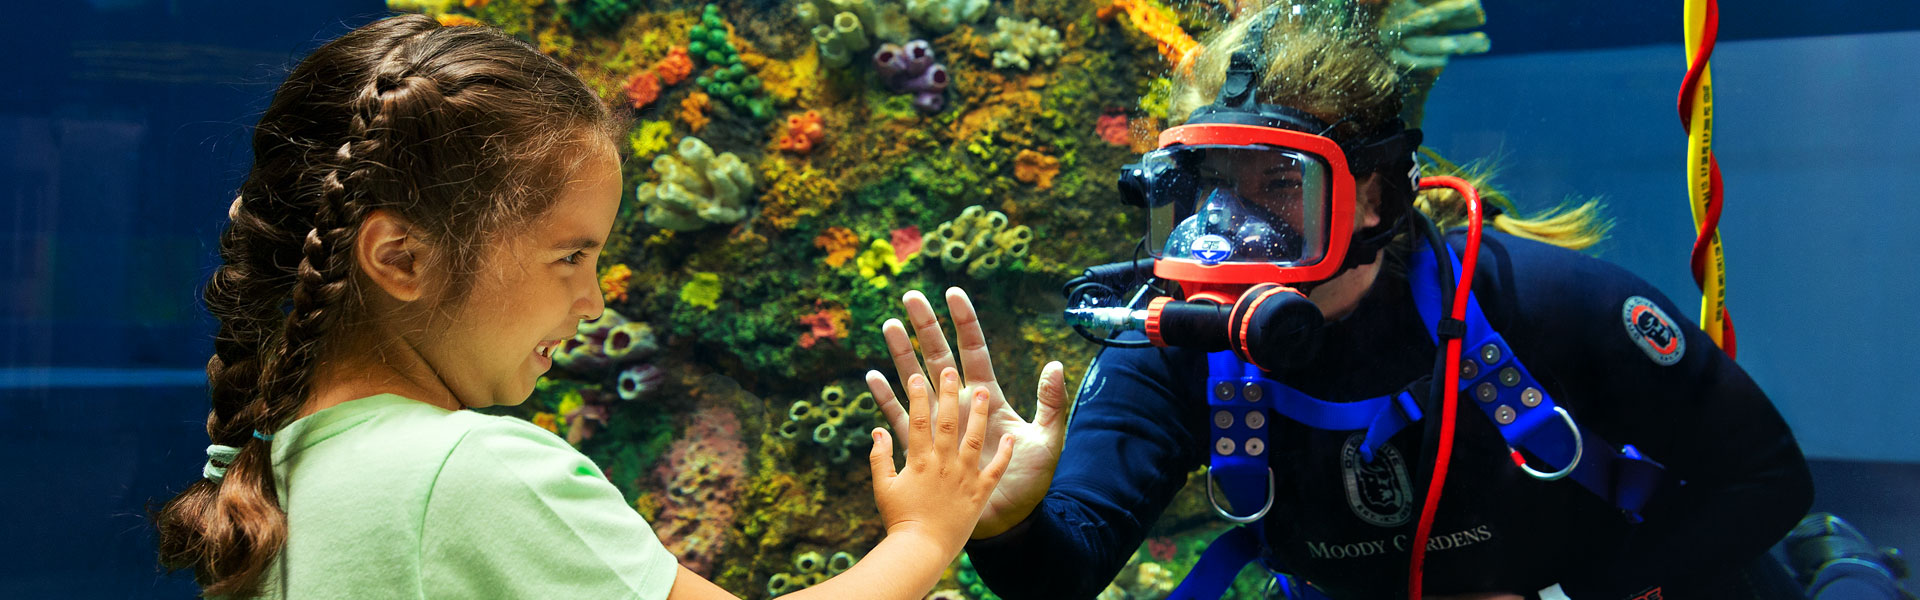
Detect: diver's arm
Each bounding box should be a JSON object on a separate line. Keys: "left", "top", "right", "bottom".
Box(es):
{"left": 965, "top": 340, "right": 1208, "bottom": 600}
{"left": 1500, "top": 249, "right": 1812, "bottom": 599}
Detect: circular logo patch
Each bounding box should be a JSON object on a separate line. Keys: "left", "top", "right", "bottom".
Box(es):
{"left": 1622, "top": 296, "right": 1685, "bottom": 366}
{"left": 1190, "top": 234, "right": 1233, "bottom": 264}
{"left": 1340, "top": 433, "right": 1413, "bottom": 528}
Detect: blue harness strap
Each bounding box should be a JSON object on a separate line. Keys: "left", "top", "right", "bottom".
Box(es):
{"left": 1403, "top": 242, "right": 1669, "bottom": 521}
{"left": 1171, "top": 241, "right": 1671, "bottom": 599}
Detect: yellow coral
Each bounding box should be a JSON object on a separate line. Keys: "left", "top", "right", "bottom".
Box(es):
{"left": 436, "top": 13, "right": 488, "bottom": 27}
{"left": 1013, "top": 149, "right": 1061, "bottom": 189}
{"left": 599, "top": 263, "right": 633, "bottom": 303}
{"left": 532, "top": 412, "right": 560, "bottom": 433}
{"left": 679, "top": 272, "right": 723, "bottom": 311}
{"left": 856, "top": 239, "right": 912, "bottom": 287}
{"left": 556, "top": 391, "right": 584, "bottom": 420}
{"left": 627, "top": 120, "right": 675, "bottom": 159}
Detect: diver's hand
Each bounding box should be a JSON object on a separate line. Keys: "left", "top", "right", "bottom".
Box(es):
{"left": 869, "top": 368, "right": 1015, "bottom": 549}
{"left": 866, "top": 287, "right": 1070, "bottom": 539}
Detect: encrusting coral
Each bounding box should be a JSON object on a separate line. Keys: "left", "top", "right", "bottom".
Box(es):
{"left": 633, "top": 136, "right": 756, "bottom": 230}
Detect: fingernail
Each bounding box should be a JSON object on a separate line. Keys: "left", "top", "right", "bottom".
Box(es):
{"left": 872, "top": 429, "right": 882, "bottom": 442}
{"left": 909, "top": 375, "right": 926, "bottom": 391}
{"left": 975, "top": 389, "right": 989, "bottom": 402}
{"left": 944, "top": 370, "right": 959, "bottom": 384}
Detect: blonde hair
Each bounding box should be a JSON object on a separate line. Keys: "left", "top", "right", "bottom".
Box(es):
{"left": 1167, "top": 1, "right": 1609, "bottom": 251}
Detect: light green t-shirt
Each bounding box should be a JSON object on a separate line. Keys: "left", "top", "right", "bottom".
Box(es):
{"left": 257, "top": 394, "right": 679, "bottom": 599}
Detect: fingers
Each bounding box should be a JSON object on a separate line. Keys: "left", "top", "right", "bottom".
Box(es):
{"left": 904, "top": 373, "right": 933, "bottom": 465}
{"left": 903, "top": 291, "right": 958, "bottom": 391}
{"left": 945, "top": 287, "right": 1000, "bottom": 390}
{"left": 880, "top": 318, "right": 926, "bottom": 395}
{"left": 982, "top": 433, "right": 1015, "bottom": 483}
{"left": 867, "top": 427, "right": 897, "bottom": 483}
{"left": 932, "top": 368, "right": 963, "bottom": 452}
{"left": 961, "top": 387, "right": 993, "bottom": 454}
{"left": 865, "top": 370, "right": 910, "bottom": 435}
{"left": 1033, "top": 361, "right": 1070, "bottom": 433}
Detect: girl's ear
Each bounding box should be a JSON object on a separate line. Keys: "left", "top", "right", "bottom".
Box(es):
{"left": 356, "top": 209, "right": 427, "bottom": 302}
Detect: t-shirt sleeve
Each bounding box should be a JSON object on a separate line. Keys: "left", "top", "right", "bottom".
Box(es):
{"left": 420, "top": 417, "right": 680, "bottom": 600}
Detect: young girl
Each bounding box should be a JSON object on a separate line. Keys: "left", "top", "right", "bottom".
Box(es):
{"left": 154, "top": 15, "right": 1013, "bottom": 599}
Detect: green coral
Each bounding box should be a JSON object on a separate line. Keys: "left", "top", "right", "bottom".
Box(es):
{"left": 689, "top": 4, "right": 774, "bottom": 121}
{"left": 1141, "top": 76, "right": 1173, "bottom": 121}
{"left": 784, "top": 384, "right": 882, "bottom": 463}
{"left": 563, "top": 0, "right": 641, "bottom": 32}
{"left": 921, "top": 205, "right": 1032, "bottom": 278}
{"left": 679, "top": 271, "right": 723, "bottom": 310}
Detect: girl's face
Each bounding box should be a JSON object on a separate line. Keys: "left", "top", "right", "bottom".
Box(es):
{"left": 424, "top": 141, "right": 622, "bottom": 409}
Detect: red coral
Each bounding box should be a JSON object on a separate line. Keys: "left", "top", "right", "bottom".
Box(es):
{"left": 890, "top": 226, "right": 923, "bottom": 263}
{"left": 623, "top": 71, "right": 662, "bottom": 109}
{"left": 797, "top": 304, "right": 851, "bottom": 348}
{"left": 776, "top": 110, "right": 828, "bottom": 154}
{"left": 655, "top": 47, "right": 694, "bottom": 86}
{"left": 651, "top": 406, "right": 747, "bottom": 577}
{"left": 1147, "top": 536, "right": 1177, "bottom": 561}
{"left": 1096, "top": 111, "right": 1131, "bottom": 147}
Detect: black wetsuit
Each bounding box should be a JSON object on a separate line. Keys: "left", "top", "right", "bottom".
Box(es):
{"left": 968, "top": 232, "right": 1813, "bottom": 599}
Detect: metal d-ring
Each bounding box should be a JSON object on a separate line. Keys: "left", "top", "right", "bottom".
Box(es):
{"left": 1205, "top": 466, "right": 1276, "bottom": 523}
{"left": 1513, "top": 406, "right": 1583, "bottom": 481}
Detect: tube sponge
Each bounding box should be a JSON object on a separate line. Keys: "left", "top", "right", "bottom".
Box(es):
{"left": 768, "top": 573, "right": 797, "bottom": 597}
{"left": 827, "top": 551, "right": 857, "bottom": 575}
{"left": 812, "top": 422, "right": 838, "bottom": 444}
{"left": 794, "top": 551, "right": 826, "bottom": 573}
{"left": 603, "top": 322, "right": 659, "bottom": 363}
{"left": 616, "top": 364, "right": 665, "bottom": 400}
{"left": 820, "top": 384, "right": 846, "bottom": 405}
{"left": 902, "top": 0, "right": 986, "bottom": 33}
{"left": 923, "top": 205, "right": 1026, "bottom": 277}
{"left": 789, "top": 400, "right": 816, "bottom": 422}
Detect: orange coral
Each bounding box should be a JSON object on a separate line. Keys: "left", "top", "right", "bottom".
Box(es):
{"left": 1098, "top": 0, "right": 1200, "bottom": 69}
{"left": 655, "top": 47, "right": 694, "bottom": 86}
{"left": 623, "top": 71, "right": 662, "bottom": 109}
{"left": 463, "top": 0, "right": 489, "bottom": 7}
{"left": 776, "top": 111, "right": 827, "bottom": 154}
{"left": 797, "top": 304, "right": 852, "bottom": 348}
{"left": 813, "top": 226, "right": 859, "bottom": 268}
{"left": 679, "top": 92, "right": 710, "bottom": 133}
{"left": 1014, "top": 149, "right": 1062, "bottom": 190}
{"left": 599, "top": 263, "right": 633, "bottom": 304}
{"left": 436, "top": 14, "right": 489, "bottom": 27}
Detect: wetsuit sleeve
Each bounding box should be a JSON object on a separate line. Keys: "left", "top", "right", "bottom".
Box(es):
{"left": 1493, "top": 244, "right": 1813, "bottom": 599}
{"left": 965, "top": 339, "right": 1208, "bottom": 600}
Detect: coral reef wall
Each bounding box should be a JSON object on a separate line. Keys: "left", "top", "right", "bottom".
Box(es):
{"left": 394, "top": 0, "right": 1487, "bottom": 598}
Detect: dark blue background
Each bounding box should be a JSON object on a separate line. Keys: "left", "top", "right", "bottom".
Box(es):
{"left": 2, "top": 0, "right": 1914, "bottom": 596}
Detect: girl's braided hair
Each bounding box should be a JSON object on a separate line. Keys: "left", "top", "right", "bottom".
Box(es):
{"left": 153, "top": 15, "right": 617, "bottom": 595}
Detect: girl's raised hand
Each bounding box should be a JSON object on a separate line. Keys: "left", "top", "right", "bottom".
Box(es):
{"left": 867, "top": 367, "right": 1015, "bottom": 548}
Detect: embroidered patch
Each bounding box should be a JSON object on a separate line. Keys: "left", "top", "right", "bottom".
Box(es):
{"left": 1340, "top": 433, "right": 1413, "bottom": 528}
{"left": 1622, "top": 296, "right": 1685, "bottom": 366}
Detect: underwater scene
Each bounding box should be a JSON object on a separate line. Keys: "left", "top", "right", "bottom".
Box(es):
{"left": 383, "top": 0, "right": 1495, "bottom": 597}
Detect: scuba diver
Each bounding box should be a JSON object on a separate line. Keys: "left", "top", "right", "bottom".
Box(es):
{"left": 861, "top": 3, "right": 1862, "bottom": 599}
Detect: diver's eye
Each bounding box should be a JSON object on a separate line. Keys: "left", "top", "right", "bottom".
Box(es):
{"left": 1264, "top": 178, "right": 1303, "bottom": 193}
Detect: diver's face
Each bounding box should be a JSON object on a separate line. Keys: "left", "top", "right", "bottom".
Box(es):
{"left": 1197, "top": 150, "right": 1308, "bottom": 233}
{"left": 421, "top": 141, "right": 621, "bottom": 409}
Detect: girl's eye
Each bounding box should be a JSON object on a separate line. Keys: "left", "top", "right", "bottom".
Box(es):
{"left": 559, "top": 251, "right": 589, "bottom": 265}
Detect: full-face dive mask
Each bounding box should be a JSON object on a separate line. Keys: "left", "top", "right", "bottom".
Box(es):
{"left": 1063, "top": 8, "right": 1422, "bottom": 369}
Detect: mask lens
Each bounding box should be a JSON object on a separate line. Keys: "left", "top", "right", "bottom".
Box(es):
{"left": 1144, "top": 144, "right": 1331, "bottom": 267}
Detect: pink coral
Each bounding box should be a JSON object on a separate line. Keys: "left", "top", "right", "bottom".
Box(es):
{"left": 890, "top": 226, "right": 923, "bottom": 263}
{"left": 650, "top": 405, "right": 747, "bottom": 577}
{"left": 1096, "top": 111, "right": 1131, "bottom": 147}
{"left": 1147, "top": 536, "right": 1177, "bottom": 561}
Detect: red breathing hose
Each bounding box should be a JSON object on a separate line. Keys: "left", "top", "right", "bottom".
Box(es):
{"left": 1677, "top": 0, "right": 1737, "bottom": 358}
{"left": 1407, "top": 175, "right": 1482, "bottom": 600}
